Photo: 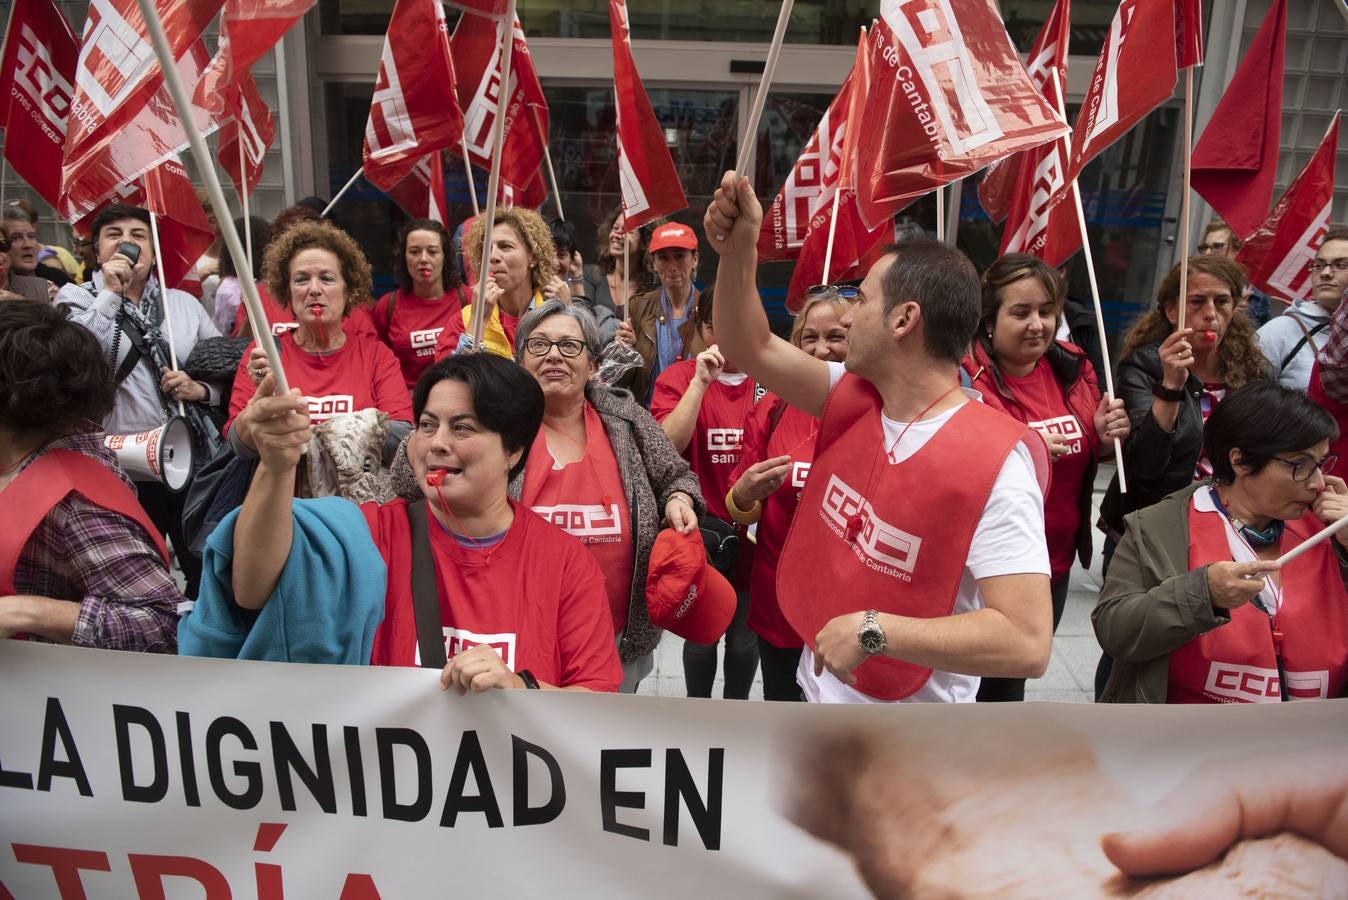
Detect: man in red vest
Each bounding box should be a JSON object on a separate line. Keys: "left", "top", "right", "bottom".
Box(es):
{"left": 704, "top": 171, "right": 1053, "bottom": 703}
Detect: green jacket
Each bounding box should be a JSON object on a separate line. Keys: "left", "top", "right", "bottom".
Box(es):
{"left": 1094, "top": 480, "right": 1348, "bottom": 702}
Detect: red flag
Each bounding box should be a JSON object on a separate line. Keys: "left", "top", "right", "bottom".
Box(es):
{"left": 786, "top": 227, "right": 895, "bottom": 313}
{"left": 499, "top": 171, "right": 547, "bottom": 211}
{"left": 194, "top": 0, "right": 315, "bottom": 117}
{"left": 1235, "top": 113, "right": 1340, "bottom": 304}
{"left": 361, "top": 0, "right": 465, "bottom": 192}
{"left": 142, "top": 156, "right": 215, "bottom": 290}
{"left": 0, "top": 0, "right": 78, "bottom": 209}
{"left": 1050, "top": 0, "right": 1177, "bottom": 210}
{"left": 1190, "top": 0, "right": 1285, "bottom": 239}
{"left": 1175, "top": 0, "right": 1204, "bottom": 69}
{"left": 836, "top": 27, "right": 872, "bottom": 194}
{"left": 610, "top": 0, "right": 686, "bottom": 229}
{"left": 60, "top": 39, "right": 224, "bottom": 224}
{"left": 444, "top": 0, "right": 510, "bottom": 15}
{"left": 387, "top": 151, "right": 448, "bottom": 224}
{"left": 217, "top": 72, "right": 274, "bottom": 199}
{"left": 854, "top": 0, "right": 1068, "bottom": 229}
{"left": 451, "top": 11, "right": 549, "bottom": 204}
{"left": 977, "top": 0, "right": 1070, "bottom": 223}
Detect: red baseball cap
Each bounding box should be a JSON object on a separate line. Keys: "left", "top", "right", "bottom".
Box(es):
{"left": 645, "top": 528, "right": 735, "bottom": 643}
{"left": 648, "top": 222, "right": 699, "bottom": 253}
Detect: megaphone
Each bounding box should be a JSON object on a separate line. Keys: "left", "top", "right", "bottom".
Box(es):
{"left": 104, "top": 417, "right": 193, "bottom": 492}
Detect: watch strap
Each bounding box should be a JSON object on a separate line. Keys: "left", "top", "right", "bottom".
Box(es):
{"left": 1151, "top": 380, "right": 1186, "bottom": 402}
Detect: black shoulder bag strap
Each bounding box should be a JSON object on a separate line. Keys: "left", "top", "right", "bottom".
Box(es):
{"left": 111, "top": 309, "right": 146, "bottom": 386}
{"left": 1280, "top": 319, "right": 1329, "bottom": 372}
{"left": 405, "top": 500, "right": 447, "bottom": 669}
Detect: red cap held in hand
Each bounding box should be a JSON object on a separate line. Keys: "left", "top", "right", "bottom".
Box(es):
{"left": 645, "top": 527, "right": 735, "bottom": 644}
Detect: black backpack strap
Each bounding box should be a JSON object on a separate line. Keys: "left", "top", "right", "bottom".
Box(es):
{"left": 405, "top": 500, "right": 447, "bottom": 669}
{"left": 1280, "top": 320, "right": 1329, "bottom": 372}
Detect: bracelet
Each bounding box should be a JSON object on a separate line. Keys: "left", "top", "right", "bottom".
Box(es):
{"left": 518, "top": 669, "right": 540, "bottom": 690}
{"left": 724, "top": 485, "right": 761, "bottom": 525}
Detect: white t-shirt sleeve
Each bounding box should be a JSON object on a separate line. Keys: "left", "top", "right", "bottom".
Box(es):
{"left": 967, "top": 440, "right": 1051, "bottom": 579}
{"left": 827, "top": 359, "right": 846, "bottom": 390}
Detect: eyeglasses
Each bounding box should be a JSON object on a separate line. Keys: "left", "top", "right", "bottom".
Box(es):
{"left": 1270, "top": 453, "right": 1338, "bottom": 482}
{"left": 1306, "top": 258, "right": 1348, "bottom": 274}
{"left": 1196, "top": 242, "right": 1228, "bottom": 254}
{"left": 523, "top": 337, "right": 586, "bottom": 358}
{"left": 807, "top": 284, "right": 860, "bottom": 299}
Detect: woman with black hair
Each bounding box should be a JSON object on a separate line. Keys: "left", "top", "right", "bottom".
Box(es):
{"left": 0, "top": 302, "right": 182, "bottom": 651}
{"left": 1094, "top": 382, "right": 1348, "bottom": 703}
{"left": 372, "top": 219, "right": 468, "bottom": 390}
{"left": 182, "top": 353, "right": 622, "bottom": 692}
{"left": 213, "top": 215, "right": 274, "bottom": 335}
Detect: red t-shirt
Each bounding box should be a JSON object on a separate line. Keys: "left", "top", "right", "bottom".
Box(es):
{"left": 234, "top": 284, "right": 377, "bottom": 342}
{"left": 650, "top": 360, "right": 758, "bottom": 522}
{"left": 364, "top": 501, "right": 622, "bottom": 691}
{"left": 1001, "top": 359, "right": 1090, "bottom": 581}
{"left": 730, "top": 395, "right": 816, "bottom": 649}
{"left": 520, "top": 404, "right": 634, "bottom": 635}
{"left": 225, "top": 330, "right": 413, "bottom": 434}
{"left": 373, "top": 287, "right": 466, "bottom": 389}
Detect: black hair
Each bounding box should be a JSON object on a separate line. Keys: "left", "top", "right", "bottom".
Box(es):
{"left": 218, "top": 216, "right": 275, "bottom": 281}
{"left": 89, "top": 203, "right": 151, "bottom": 244}
{"left": 694, "top": 282, "right": 715, "bottom": 327}
{"left": 1204, "top": 382, "right": 1337, "bottom": 483}
{"left": 393, "top": 219, "right": 459, "bottom": 293}
{"left": 0, "top": 302, "right": 114, "bottom": 434}
{"left": 412, "top": 354, "right": 543, "bottom": 482}
{"left": 547, "top": 217, "right": 578, "bottom": 259}
{"left": 879, "top": 239, "right": 980, "bottom": 364}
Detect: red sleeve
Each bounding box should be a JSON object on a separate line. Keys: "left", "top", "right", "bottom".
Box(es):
{"left": 344, "top": 305, "right": 378, "bottom": 342}
{"left": 371, "top": 292, "right": 394, "bottom": 342}
{"left": 731, "top": 392, "right": 776, "bottom": 482}
{"left": 223, "top": 340, "right": 260, "bottom": 436}
{"left": 434, "top": 308, "right": 468, "bottom": 361}
{"left": 368, "top": 341, "right": 414, "bottom": 421}
{"left": 554, "top": 540, "right": 623, "bottom": 692}
{"left": 649, "top": 360, "right": 694, "bottom": 424}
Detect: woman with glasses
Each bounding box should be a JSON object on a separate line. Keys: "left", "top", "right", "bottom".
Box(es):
{"left": 1094, "top": 382, "right": 1348, "bottom": 703}
{"left": 509, "top": 300, "right": 703, "bottom": 691}
{"left": 726, "top": 285, "right": 854, "bottom": 701}
{"left": 961, "top": 255, "right": 1130, "bottom": 702}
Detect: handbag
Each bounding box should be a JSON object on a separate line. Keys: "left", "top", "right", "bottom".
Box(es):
{"left": 181, "top": 442, "right": 260, "bottom": 557}
{"left": 698, "top": 514, "right": 741, "bottom": 579}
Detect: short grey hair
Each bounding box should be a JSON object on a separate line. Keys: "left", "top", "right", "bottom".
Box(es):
{"left": 514, "top": 299, "right": 604, "bottom": 363}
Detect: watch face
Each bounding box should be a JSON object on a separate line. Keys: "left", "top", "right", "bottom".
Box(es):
{"left": 859, "top": 626, "right": 885, "bottom": 655}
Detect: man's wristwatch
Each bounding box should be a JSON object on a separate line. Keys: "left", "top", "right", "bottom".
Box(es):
{"left": 857, "top": 610, "right": 887, "bottom": 656}
{"left": 1151, "top": 380, "right": 1187, "bottom": 402}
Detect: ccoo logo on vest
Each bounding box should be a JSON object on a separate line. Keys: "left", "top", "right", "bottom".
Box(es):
{"left": 532, "top": 503, "right": 623, "bottom": 544}
{"left": 706, "top": 428, "right": 743, "bottom": 464}
{"left": 820, "top": 474, "right": 920, "bottom": 581}
{"left": 1030, "top": 415, "right": 1083, "bottom": 456}
{"left": 413, "top": 628, "right": 517, "bottom": 669}
{"left": 1204, "top": 663, "right": 1329, "bottom": 703}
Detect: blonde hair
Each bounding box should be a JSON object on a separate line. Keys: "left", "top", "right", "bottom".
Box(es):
{"left": 463, "top": 207, "right": 556, "bottom": 295}
{"left": 789, "top": 291, "right": 853, "bottom": 348}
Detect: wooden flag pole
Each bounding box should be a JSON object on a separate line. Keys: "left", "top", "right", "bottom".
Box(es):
{"left": 148, "top": 211, "right": 186, "bottom": 416}
{"left": 1176, "top": 66, "right": 1195, "bottom": 332}
{"left": 1050, "top": 69, "right": 1127, "bottom": 493}
{"left": 534, "top": 112, "right": 564, "bottom": 222}
{"left": 321, "top": 168, "right": 363, "bottom": 217}
{"left": 134, "top": 0, "right": 291, "bottom": 394}
{"left": 462, "top": 141, "right": 480, "bottom": 217}
{"left": 820, "top": 187, "right": 843, "bottom": 284}
{"left": 734, "top": 0, "right": 795, "bottom": 180}
{"left": 470, "top": 0, "right": 518, "bottom": 349}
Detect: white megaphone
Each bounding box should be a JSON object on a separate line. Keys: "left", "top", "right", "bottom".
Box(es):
{"left": 104, "top": 417, "right": 194, "bottom": 492}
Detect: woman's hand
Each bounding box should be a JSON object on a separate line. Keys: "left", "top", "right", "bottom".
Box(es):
{"left": 614, "top": 319, "right": 636, "bottom": 346}
{"left": 1313, "top": 475, "right": 1348, "bottom": 546}
{"left": 664, "top": 492, "right": 698, "bottom": 534}
{"left": 160, "top": 369, "right": 207, "bottom": 403}
{"left": 440, "top": 644, "right": 524, "bottom": 694}
{"left": 100, "top": 254, "right": 135, "bottom": 294}
{"left": 732, "top": 455, "right": 794, "bottom": 508}
{"left": 246, "top": 347, "right": 270, "bottom": 386}
{"left": 542, "top": 275, "right": 572, "bottom": 304}
{"left": 1157, "top": 327, "right": 1196, "bottom": 391}
{"left": 1206, "top": 560, "right": 1281, "bottom": 611}
{"left": 1093, "top": 394, "right": 1129, "bottom": 447}
{"left": 236, "top": 374, "right": 310, "bottom": 470}
{"left": 482, "top": 276, "right": 504, "bottom": 311}
{"left": 693, "top": 344, "right": 725, "bottom": 386}
{"left": 1037, "top": 430, "right": 1075, "bottom": 461}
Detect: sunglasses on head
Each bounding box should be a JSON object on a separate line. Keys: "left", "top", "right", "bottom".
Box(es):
{"left": 806, "top": 283, "right": 860, "bottom": 299}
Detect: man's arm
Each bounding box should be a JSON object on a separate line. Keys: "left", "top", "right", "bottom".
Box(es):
{"left": 705, "top": 170, "right": 832, "bottom": 418}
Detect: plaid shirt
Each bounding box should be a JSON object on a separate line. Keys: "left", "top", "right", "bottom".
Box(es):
{"left": 1316, "top": 295, "right": 1348, "bottom": 402}
{"left": 10, "top": 433, "right": 182, "bottom": 652}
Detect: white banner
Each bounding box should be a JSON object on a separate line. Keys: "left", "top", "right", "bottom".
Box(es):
{"left": 1, "top": 642, "right": 1346, "bottom": 898}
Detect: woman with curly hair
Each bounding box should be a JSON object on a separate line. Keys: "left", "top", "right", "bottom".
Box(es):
{"left": 584, "top": 206, "right": 655, "bottom": 317}
{"left": 0, "top": 302, "right": 182, "bottom": 651}
{"left": 1099, "top": 256, "right": 1269, "bottom": 549}
{"left": 372, "top": 219, "right": 469, "bottom": 390}
{"left": 227, "top": 221, "right": 412, "bottom": 464}
{"left": 434, "top": 207, "right": 557, "bottom": 359}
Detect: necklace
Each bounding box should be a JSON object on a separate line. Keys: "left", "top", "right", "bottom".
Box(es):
{"left": 845, "top": 384, "right": 962, "bottom": 542}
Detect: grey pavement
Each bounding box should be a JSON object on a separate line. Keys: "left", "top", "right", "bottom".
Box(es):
{"left": 644, "top": 466, "right": 1117, "bottom": 703}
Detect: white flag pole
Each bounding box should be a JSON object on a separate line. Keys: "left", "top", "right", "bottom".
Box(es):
{"left": 148, "top": 211, "right": 186, "bottom": 416}
{"left": 935, "top": 184, "right": 945, "bottom": 243}
{"left": 820, "top": 187, "right": 843, "bottom": 284}
{"left": 470, "top": 0, "right": 518, "bottom": 349}
{"left": 622, "top": 237, "right": 630, "bottom": 325}
{"left": 733, "top": 0, "right": 795, "bottom": 180}
{"left": 1050, "top": 69, "right": 1126, "bottom": 493}
{"left": 237, "top": 138, "right": 253, "bottom": 280}
{"left": 134, "top": 0, "right": 290, "bottom": 395}
{"left": 461, "top": 140, "right": 480, "bottom": 217}
{"left": 535, "top": 112, "right": 564, "bottom": 222}
{"left": 1276, "top": 514, "right": 1348, "bottom": 568}
{"left": 321, "top": 168, "right": 363, "bottom": 218}
{"left": 1176, "top": 66, "right": 1195, "bottom": 332}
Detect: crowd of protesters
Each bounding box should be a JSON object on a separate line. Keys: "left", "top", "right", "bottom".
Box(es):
{"left": 3, "top": 180, "right": 1347, "bottom": 707}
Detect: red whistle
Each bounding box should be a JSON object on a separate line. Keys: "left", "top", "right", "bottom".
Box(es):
{"left": 1200, "top": 329, "right": 1217, "bottom": 345}
{"left": 845, "top": 514, "right": 863, "bottom": 542}
{"left": 425, "top": 470, "right": 445, "bottom": 487}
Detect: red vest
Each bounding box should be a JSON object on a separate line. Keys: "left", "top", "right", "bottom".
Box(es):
{"left": 777, "top": 375, "right": 1036, "bottom": 700}
{"left": 1168, "top": 501, "right": 1348, "bottom": 703}
{"left": 1307, "top": 361, "right": 1348, "bottom": 464}
{"left": 0, "top": 450, "right": 169, "bottom": 638}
